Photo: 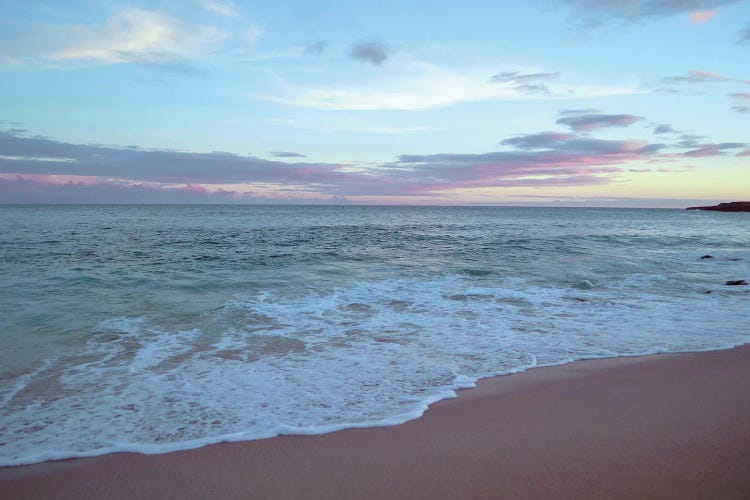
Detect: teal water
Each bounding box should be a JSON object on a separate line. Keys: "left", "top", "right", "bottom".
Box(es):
{"left": 1, "top": 205, "right": 748, "bottom": 465}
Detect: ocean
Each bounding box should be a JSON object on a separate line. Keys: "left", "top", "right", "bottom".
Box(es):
{"left": 1, "top": 205, "right": 748, "bottom": 466}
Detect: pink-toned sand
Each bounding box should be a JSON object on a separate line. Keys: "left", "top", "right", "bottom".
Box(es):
{"left": 2, "top": 346, "right": 750, "bottom": 499}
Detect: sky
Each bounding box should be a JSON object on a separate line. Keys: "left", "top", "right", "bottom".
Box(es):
{"left": 0, "top": 0, "right": 748, "bottom": 206}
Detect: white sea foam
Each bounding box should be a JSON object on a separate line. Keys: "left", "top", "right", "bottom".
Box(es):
{"left": 1, "top": 273, "right": 749, "bottom": 466}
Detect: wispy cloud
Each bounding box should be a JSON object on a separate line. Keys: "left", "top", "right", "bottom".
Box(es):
{"left": 0, "top": 9, "right": 227, "bottom": 77}
{"left": 653, "top": 123, "right": 676, "bottom": 134}
{"left": 306, "top": 40, "right": 328, "bottom": 54}
{"left": 267, "top": 61, "right": 639, "bottom": 111}
{"left": 683, "top": 142, "right": 747, "bottom": 156}
{"left": 349, "top": 39, "right": 390, "bottom": 65}
{"left": 50, "top": 9, "right": 224, "bottom": 66}
{"left": 269, "top": 151, "right": 307, "bottom": 158}
{"left": 556, "top": 111, "right": 644, "bottom": 132}
{"left": 489, "top": 71, "right": 560, "bottom": 95}
{"left": 688, "top": 10, "right": 718, "bottom": 24}
{"left": 662, "top": 70, "right": 730, "bottom": 83}
{"left": 560, "top": 0, "right": 740, "bottom": 27}
{"left": 500, "top": 131, "right": 577, "bottom": 149}
{"left": 195, "top": 0, "right": 238, "bottom": 17}
{"left": 730, "top": 92, "right": 750, "bottom": 113}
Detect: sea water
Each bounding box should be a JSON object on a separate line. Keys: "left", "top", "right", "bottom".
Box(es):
{"left": 0, "top": 205, "right": 748, "bottom": 465}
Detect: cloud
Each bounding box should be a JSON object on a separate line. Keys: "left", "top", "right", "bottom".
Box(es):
{"left": 387, "top": 135, "right": 657, "bottom": 192}
{"left": 0, "top": 9, "right": 225, "bottom": 74}
{"left": 49, "top": 9, "right": 223, "bottom": 66}
{"left": 306, "top": 40, "right": 327, "bottom": 54}
{"left": 244, "top": 25, "right": 264, "bottom": 44}
{"left": 683, "top": 142, "right": 747, "bottom": 156}
{"left": 688, "top": 10, "right": 717, "bottom": 23}
{"left": 0, "top": 124, "right": 670, "bottom": 201}
{"left": 0, "top": 130, "right": 360, "bottom": 185}
{"left": 556, "top": 111, "right": 644, "bottom": 132}
{"left": 675, "top": 134, "right": 704, "bottom": 147}
{"left": 268, "top": 61, "right": 639, "bottom": 110}
{"left": 500, "top": 132, "right": 577, "bottom": 149}
{"left": 558, "top": 108, "right": 600, "bottom": 115}
{"left": 489, "top": 71, "right": 560, "bottom": 95}
{"left": 195, "top": 0, "right": 238, "bottom": 17}
{"left": 0, "top": 175, "right": 328, "bottom": 204}
{"left": 662, "top": 70, "right": 730, "bottom": 83}
{"left": 269, "top": 151, "right": 307, "bottom": 158}
{"left": 730, "top": 92, "right": 750, "bottom": 113}
{"left": 743, "top": 24, "right": 750, "bottom": 42}
{"left": 654, "top": 124, "right": 676, "bottom": 134}
{"left": 349, "top": 39, "right": 389, "bottom": 65}
{"left": 267, "top": 117, "right": 441, "bottom": 135}
{"left": 737, "top": 150, "right": 750, "bottom": 157}
{"left": 560, "top": 0, "right": 740, "bottom": 27}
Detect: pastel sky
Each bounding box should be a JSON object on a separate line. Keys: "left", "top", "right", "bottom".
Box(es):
{"left": 1, "top": 0, "right": 749, "bottom": 206}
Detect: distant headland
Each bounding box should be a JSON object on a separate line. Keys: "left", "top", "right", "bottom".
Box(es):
{"left": 686, "top": 202, "right": 750, "bottom": 212}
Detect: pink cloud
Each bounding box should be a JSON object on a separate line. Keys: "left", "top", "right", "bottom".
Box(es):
{"left": 663, "top": 70, "right": 729, "bottom": 83}
{"left": 682, "top": 142, "right": 747, "bottom": 157}
{"left": 4, "top": 117, "right": 730, "bottom": 202}
{"left": 0, "top": 173, "right": 106, "bottom": 185}
{"left": 688, "top": 10, "right": 717, "bottom": 24}
{"left": 184, "top": 183, "right": 209, "bottom": 194}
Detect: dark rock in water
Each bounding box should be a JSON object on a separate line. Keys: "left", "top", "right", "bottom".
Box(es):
{"left": 703, "top": 290, "right": 712, "bottom": 294}
{"left": 700, "top": 255, "right": 713, "bottom": 259}
{"left": 686, "top": 202, "right": 750, "bottom": 212}
{"left": 726, "top": 258, "right": 742, "bottom": 262}
{"left": 725, "top": 280, "right": 748, "bottom": 286}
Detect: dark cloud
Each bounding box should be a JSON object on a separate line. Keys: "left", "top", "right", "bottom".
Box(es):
{"left": 676, "top": 134, "right": 704, "bottom": 147}
{"left": 501, "top": 132, "right": 577, "bottom": 149}
{"left": 737, "top": 150, "right": 750, "bottom": 157}
{"left": 0, "top": 130, "right": 360, "bottom": 185}
{"left": 663, "top": 70, "right": 730, "bottom": 83}
{"left": 306, "top": 40, "right": 327, "bottom": 54}
{"left": 742, "top": 24, "right": 750, "bottom": 42}
{"left": 730, "top": 92, "right": 750, "bottom": 113}
{"left": 556, "top": 112, "right": 644, "bottom": 132}
{"left": 388, "top": 135, "right": 660, "bottom": 192}
{"left": 349, "top": 40, "right": 389, "bottom": 65}
{"left": 269, "top": 151, "right": 307, "bottom": 158}
{"left": 490, "top": 71, "right": 559, "bottom": 95}
{"left": 558, "top": 108, "right": 600, "bottom": 116}
{"left": 561, "top": 0, "right": 740, "bottom": 27}
{"left": 653, "top": 124, "right": 675, "bottom": 134}
{"left": 683, "top": 142, "right": 748, "bottom": 157}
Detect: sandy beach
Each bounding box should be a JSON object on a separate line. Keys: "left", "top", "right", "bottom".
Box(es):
{"left": 2, "top": 345, "right": 749, "bottom": 499}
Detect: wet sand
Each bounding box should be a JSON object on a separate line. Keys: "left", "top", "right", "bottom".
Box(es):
{"left": 2, "top": 345, "right": 750, "bottom": 499}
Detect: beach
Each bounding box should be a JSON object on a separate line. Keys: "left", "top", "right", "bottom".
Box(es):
{"left": 2, "top": 344, "right": 749, "bottom": 499}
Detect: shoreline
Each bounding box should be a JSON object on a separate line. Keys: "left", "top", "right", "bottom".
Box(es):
{"left": 2, "top": 345, "right": 750, "bottom": 498}
{"left": 3, "top": 345, "right": 747, "bottom": 468}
